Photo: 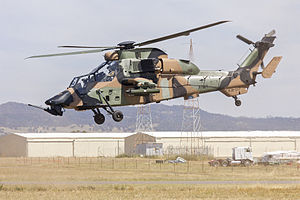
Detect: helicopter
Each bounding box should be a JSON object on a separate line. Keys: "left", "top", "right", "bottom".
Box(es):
{"left": 27, "top": 20, "right": 282, "bottom": 125}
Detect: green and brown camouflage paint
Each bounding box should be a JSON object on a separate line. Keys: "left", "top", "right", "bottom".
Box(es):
{"left": 61, "top": 33, "right": 281, "bottom": 111}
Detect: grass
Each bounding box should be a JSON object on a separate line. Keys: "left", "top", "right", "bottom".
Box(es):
{"left": 0, "top": 157, "right": 300, "bottom": 199}
{"left": 0, "top": 184, "right": 299, "bottom": 200}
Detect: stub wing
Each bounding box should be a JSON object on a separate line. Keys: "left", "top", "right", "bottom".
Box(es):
{"left": 122, "top": 78, "right": 156, "bottom": 88}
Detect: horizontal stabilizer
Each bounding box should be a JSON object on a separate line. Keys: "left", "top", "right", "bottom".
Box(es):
{"left": 262, "top": 56, "right": 282, "bottom": 78}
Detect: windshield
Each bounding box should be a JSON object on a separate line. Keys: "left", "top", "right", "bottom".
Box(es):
{"left": 69, "top": 61, "right": 118, "bottom": 94}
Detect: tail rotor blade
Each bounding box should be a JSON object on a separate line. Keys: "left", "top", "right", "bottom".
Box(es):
{"left": 236, "top": 35, "right": 255, "bottom": 45}
{"left": 266, "top": 30, "right": 276, "bottom": 37}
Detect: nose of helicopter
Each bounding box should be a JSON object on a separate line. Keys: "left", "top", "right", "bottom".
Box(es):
{"left": 45, "top": 90, "right": 73, "bottom": 107}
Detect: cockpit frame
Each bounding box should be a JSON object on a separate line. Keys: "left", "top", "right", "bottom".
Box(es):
{"left": 68, "top": 61, "right": 118, "bottom": 94}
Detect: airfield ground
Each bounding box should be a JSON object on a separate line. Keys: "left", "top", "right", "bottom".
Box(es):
{"left": 0, "top": 157, "right": 300, "bottom": 199}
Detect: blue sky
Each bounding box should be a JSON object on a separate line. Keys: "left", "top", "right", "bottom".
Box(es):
{"left": 0, "top": 0, "right": 299, "bottom": 117}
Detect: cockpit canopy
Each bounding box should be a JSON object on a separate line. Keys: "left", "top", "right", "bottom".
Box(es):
{"left": 69, "top": 61, "right": 118, "bottom": 94}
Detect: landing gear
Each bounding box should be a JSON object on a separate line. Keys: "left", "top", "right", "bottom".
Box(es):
{"left": 233, "top": 96, "right": 242, "bottom": 107}
{"left": 235, "top": 99, "right": 241, "bottom": 106}
{"left": 94, "top": 113, "right": 105, "bottom": 125}
{"left": 92, "top": 106, "right": 124, "bottom": 125}
{"left": 92, "top": 108, "right": 105, "bottom": 125}
{"left": 112, "top": 110, "right": 123, "bottom": 122}
{"left": 94, "top": 90, "right": 124, "bottom": 124}
{"left": 103, "top": 107, "right": 124, "bottom": 122}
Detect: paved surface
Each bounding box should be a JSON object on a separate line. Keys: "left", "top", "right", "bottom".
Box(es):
{"left": 1, "top": 180, "right": 300, "bottom": 185}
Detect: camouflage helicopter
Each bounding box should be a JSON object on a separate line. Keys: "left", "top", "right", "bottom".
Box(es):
{"left": 28, "top": 20, "right": 282, "bottom": 125}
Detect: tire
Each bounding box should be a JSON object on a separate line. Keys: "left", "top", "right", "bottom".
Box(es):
{"left": 243, "top": 160, "right": 251, "bottom": 167}
{"left": 94, "top": 113, "right": 105, "bottom": 125}
{"left": 235, "top": 100, "right": 242, "bottom": 107}
{"left": 112, "top": 110, "right": 123, "bottom": 122}
{"left": 221, "top": 160, "right": 229, "bottom": 167}
{"left": 212, "top": 160, "right": 220, "bottom": 167}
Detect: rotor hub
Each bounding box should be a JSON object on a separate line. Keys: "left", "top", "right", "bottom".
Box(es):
{"left": 117, "top": 41, "right": 136, "bottom": 49}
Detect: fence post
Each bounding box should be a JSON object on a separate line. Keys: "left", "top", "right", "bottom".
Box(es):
{"left": 186, "top": 162, "right": 188, "bottom": 173}
{"left": 135, "top": 159, "right": 137, "bottom": 169}
{"left": 173, "top": 163, "right": 176, "bottom": 173}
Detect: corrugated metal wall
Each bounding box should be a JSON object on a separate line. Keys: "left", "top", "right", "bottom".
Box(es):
{"left": 0, "top": 133, "right": 299, "bottom": 157}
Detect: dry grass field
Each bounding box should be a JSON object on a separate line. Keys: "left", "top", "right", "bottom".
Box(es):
{"left": 0, "top": 157, "right": 300, "bottom": 199}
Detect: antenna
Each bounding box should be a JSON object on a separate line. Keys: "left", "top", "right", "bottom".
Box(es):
{"left": 189, "top": 39, "right": 195, "bottom": 62}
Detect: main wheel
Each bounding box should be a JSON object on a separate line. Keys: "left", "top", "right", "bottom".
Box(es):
{"left": 235, "top": 99, "right": 242, "bottom": 106}
{"left": 112, "top": 110, "right": 123, "bottom": 122}
{"left": 94, "top": 113, "right": 105, "bottom": 125}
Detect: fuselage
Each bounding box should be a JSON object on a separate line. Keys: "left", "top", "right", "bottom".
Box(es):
{"left": 36, "top": 28, "right": 281, "bottom": 126}
{"left": 46, "top": 36, "right": 276, "bottom": 112}
{"left": 65, "top": 68, "right": 231, "bottom": 110}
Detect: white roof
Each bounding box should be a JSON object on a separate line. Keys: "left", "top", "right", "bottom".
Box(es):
{"left": 11, "top": 131, "right": 300, "bottom": 139}
{"left": 13, "top": 132, "right": 132, "bottom": 139}
{"left": 150, "top": 131, "right": 300, "bottom": 138}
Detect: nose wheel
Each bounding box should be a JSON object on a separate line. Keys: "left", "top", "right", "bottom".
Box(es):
{"left": 233, "top": 96, "right": 242, "bottom": 107}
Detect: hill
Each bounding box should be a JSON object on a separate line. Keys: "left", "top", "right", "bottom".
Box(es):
{"left": 0, "top": 102, "right": 300, "bottom": 133}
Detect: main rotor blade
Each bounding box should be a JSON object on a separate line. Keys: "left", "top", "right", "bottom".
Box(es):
{"left": 58, "top": 45, "right": 117, "bottom": 49}
{"left": 26, "top": 49, "right": 106, "bottom": 59}
{"left": 135, "top": 20, "right": 230, "bottom": 47}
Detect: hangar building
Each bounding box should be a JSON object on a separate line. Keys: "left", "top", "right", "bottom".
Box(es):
{"left": 0, "top": 133, "right": 129, "bottom": 157}
{"left": 0, "top": 131, "right": 299, "bottom": 157}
